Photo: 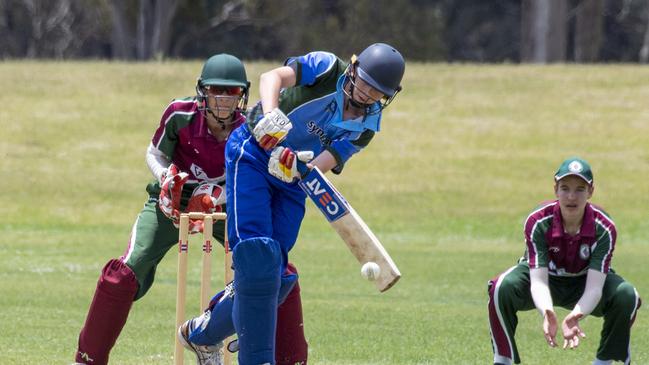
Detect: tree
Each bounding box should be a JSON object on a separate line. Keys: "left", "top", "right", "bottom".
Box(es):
{"left": 521, "top": 0, "right": 568, "bottom": 63}
{"left": 0, "top": 0, "right": 109, "bottom": 59}
{"left": 109, "top": 0, "right": 178, "bottom": 60}
{"left": 574, "top": 0, "right": 604, "bottom": 62}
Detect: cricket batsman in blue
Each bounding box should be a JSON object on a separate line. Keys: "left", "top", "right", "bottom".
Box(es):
{"left": 180, "top": 43, "right": 406, "bottom": 364}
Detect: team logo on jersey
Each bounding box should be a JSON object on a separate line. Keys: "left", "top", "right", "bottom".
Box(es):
{"left": 568, "top": 161, "right": 583, "bottom": 173}
{"left": 579, "top": 243, "right": 591, "bottom": 260}
{"left": 190, "top": 163, "right": 210, "bottom": 180}
{"left": 549, "top": 246, "right": 560, "bottom": 253}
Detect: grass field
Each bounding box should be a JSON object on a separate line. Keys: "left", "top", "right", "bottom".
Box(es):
{"left": 1, "top": 60, "right": 647, "bottom": 365}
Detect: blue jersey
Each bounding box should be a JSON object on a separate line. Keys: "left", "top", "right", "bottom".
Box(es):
{"left": 247, "top": 51, "right": 382, "bottom": 172}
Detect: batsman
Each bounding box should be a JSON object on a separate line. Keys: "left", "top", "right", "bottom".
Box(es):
{"left": 179, "top": 43, "right": 406, "bottom": 365}
{"left": 74, "top": 54, "right": 308, "bottom": 365}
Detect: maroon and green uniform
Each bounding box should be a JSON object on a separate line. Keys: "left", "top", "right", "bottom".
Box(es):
{"left": 124, "top": 98, "right": 239, "bottom": 297}
{"left": 488, "top": 201, "right": 641, "bottom": 364}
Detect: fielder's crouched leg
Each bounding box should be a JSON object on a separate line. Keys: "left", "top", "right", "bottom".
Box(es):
{"left": 76, "top": 259, "right": 138, "bottom": 365}
{"left": 276, "top": 263, "right": 308, "bottom": 365}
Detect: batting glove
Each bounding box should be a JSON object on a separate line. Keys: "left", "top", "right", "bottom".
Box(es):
{"left": 268, "top": 146, "right": 314, "bottom": 183}
{"left": 252, "top": 108, "right": 293, "bottom": 150}
{"left": 158, "top": 164, "right": 189, "bottom": 226}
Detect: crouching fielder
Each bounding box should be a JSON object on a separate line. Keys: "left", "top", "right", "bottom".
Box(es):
{"left": 488, "top": 157, "right": 641, "bottom": 365}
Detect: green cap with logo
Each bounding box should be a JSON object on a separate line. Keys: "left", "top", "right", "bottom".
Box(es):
{"left": 554, "top": 157, "right": 593, "bottom": 185}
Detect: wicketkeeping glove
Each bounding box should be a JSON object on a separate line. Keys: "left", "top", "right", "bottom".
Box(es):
{"left": 158, "top": 164, "right": 189, "bottom": 226}
{"left": 185, "top": 182, "right": 226, "bottom": 234}
{"left": 268, "top": 146, "right": 314, "bottom": 183}
{"left": 252, "top": 107, "right": 293, "bottom": 150}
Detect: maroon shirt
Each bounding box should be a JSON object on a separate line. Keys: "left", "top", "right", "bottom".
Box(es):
{"left": 523, "top": 200, "right": 616, "bottom": 276}
{"left": 151, "top": 97, "right": 244, "bottom": 183}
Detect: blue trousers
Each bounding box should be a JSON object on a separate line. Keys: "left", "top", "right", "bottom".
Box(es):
{"left": 225, "top": 125, "right": 306, "bottom": 364}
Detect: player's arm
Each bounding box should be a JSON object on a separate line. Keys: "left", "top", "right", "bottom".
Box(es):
{"left": 524, "top": 213, "right": 558, "bottom": 347}
{"left": 524, "top": 213, "right": 552, "bottom": 314}
{"left": 530, "top": 267, "right": 559, "bottom": 347}
{"left": 259, "top": 66, "right": 296, "bottom": 114}
{"left": 571, "top": 214, "right": 615, "bottom": 318}
{"left": 146, "top": 143, "right": 171, "bottom": 184}
{"left": 323, "top": 129, "right": 376, "bottom": 174}
{"left": 571, "top": 269, "right": 606, "bottom": 317}
{"left": 307, "top": 150, "right": 338, "bottom": 174}
{"left": 530, "top": 267, "right": 553, "bottom": 314}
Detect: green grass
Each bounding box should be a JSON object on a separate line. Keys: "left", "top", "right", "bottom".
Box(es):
{"left": 1, "top": 61, "right": 647, "bottom": 364}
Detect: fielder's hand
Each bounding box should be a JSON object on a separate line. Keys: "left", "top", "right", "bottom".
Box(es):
{"left": 561, "top": 313, "right": 585, "bottom": 349}
{"left": 268, "top": 146, "right": 313, "bottom": 183}
{"left": 158, "top": 164, "right": 189, "bottom": 226}
{"left": 252, "top": 108, "right": 293, "bottom": 150}
{"left": 542, "top": 309, "right": 558, "bottom": 348}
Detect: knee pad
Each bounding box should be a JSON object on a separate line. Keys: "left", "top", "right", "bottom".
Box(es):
{"left": 233, "top": 237, "right": 282, "bottom": 293}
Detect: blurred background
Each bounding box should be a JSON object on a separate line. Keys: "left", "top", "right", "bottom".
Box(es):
{"left": 4, "top": 0, "right": 649, "bottom": 63}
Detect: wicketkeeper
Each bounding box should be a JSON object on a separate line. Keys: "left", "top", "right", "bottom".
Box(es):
{"left": 74, "top": 54, "right": 308, "bottom": 365}
{"left": 179, "top": 43, "right": 406, "bottom": 365}
{"left": 487, "top": 157, "right": 642, "bottom": 365}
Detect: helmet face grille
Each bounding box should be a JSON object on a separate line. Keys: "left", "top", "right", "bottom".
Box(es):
{"left": 196, "top": 54, "right": 250, "bottom": 120}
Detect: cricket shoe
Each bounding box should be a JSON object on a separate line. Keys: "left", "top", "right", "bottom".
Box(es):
{"left": 178, "top": 316, "right": 224, "bottom": 365}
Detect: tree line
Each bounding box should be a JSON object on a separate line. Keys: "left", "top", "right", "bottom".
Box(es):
{"left": 2, "top": 0, "right": 649, "bottom": 62}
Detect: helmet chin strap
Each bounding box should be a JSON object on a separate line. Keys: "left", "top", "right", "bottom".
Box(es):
{"left": 206, "top": 108, "right": 229, "bottom": 128}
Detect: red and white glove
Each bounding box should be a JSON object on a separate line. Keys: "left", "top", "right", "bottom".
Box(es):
{"left": 268, "top": 146, "right": 314, "bottom": 183}
{"left": 185, "top": 183, "right": 226, "bottom": 234}
{"left": 252, "top": 108, "right": 293, "bottom": 150}
{"left": 158, "top": 164, "right": 189, "bottom": 226}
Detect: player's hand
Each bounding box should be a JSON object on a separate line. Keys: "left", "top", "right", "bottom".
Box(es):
{"left": 268, "top": 146, "right": 313, "bottom": 183}
{"left": 561, "top": 312, "right": 585, "bottom": 349}
{"left": 252, "top": 108, "right": 293, "bottom": 150}
{"left": 186, "top": 183, "right": 225, "bottom": 234}
{"left": 542, "top": 309, "right": 558, "bottom": 348}
{"left": 159, "top": 164, "right": 189, "bottom": 226}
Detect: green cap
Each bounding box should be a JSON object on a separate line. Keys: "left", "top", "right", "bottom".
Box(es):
{"left": 554, "top": 157, "right": 593, "bottom": 185}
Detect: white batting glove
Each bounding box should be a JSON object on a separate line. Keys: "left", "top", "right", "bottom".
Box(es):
{"left": 252, "top": 108, "right": 293, "bottom": 150}
{"left": 268, "top": 146, "right": 313, "bottom": 183}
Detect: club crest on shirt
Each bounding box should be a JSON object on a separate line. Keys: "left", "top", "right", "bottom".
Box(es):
{"left": 579, "top": 243, "right": 591, "bottom": 260}
{"left": 190, "top": 163, "right": 209, "bottom": 180}
{"left": 569, "top": 161, "right": 583, "bottom": 172}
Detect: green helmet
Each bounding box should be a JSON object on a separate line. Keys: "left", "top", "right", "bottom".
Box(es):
{"left": 198, "top": 53, "right": 250, "bottom": 89}
{"left": 196, "top": 54, "right": 251, "bottom": 121}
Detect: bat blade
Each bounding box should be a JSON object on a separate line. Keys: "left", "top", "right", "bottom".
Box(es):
{"left": 299, "top": 167, "right": 401, "bottom": 292}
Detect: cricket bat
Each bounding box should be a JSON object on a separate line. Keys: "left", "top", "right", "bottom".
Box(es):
{"left": 299, "top": 167, "right": 401, "bottom": 292}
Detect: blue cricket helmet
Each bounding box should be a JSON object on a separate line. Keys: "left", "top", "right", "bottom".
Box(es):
{"left": 355, "top": 43, "right": 405, "bottom": 97}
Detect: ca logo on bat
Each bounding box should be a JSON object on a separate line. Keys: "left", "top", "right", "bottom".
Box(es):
{"left": 299, "top": 169, "right": 349, "bottom": 222}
